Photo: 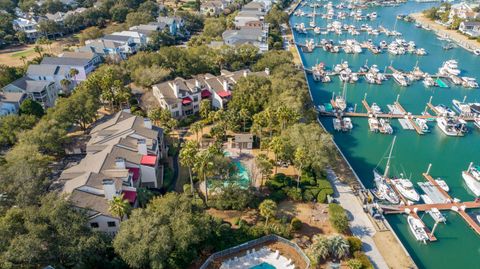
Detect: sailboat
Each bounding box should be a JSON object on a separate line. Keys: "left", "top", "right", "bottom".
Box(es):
{"left": 372, "top": 136, "right": 400, "bottom": 204}
{"left": 334, "top": 83, "right": 348, "bottom": 111}
{"left": 310, "top": 5, "right": 316, "bottom": 28}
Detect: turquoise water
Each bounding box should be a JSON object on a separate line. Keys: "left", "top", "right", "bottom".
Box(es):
{"left": 250, "top": 262, "right": 276, "bottom": 269}
{"left": 290, "top": 1, "right": 480, "bottom": 268}
{"left": 213, "top": 151, "right": 251, "bottom": 188}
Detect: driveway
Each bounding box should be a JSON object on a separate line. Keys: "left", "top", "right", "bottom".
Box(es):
{"left": 327, "top": 169, "right": 388, "bottom": 269}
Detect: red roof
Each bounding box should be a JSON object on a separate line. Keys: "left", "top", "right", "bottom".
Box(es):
{"left": 217, "top": 90, "right": 231, "bottom": 98}
{"left": 201, "top": 89, "right": 212, "bottom": 98}
{"left": 141, "top": 155, "right": 157, "bottom": 166}
{"left": 182, "top": 97, "right": 192, "bottom": 105}
{"left": 128, "top": 167, "right": 140, "bottom": 182}
{"left": 122, "top": 190, "right": 137, "bottom": 204}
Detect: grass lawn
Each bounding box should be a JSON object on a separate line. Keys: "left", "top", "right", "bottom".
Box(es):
{"left": 10, "top": 49, "right": 35, "bottom": 58}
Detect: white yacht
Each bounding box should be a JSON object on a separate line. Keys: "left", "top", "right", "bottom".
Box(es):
{"left": 421, "top": 194, "right": 433, "bottom": 204}
{"left": 436, "top": 117, "right": 467, "bottom": 136}
{"left": 407, "top": 216, "right": 429, "bottom": 243}
{"left": 391, "top": 177, "right": 420, "bottom": 202}
{"left": 474, "top": 117, "right": 480, "bottom": 130}
{"left": 392, "top": 73, "right": 409, "bottom": 86}
{"left": 368, "top": 117, "right": 380, "bottom": 132}
{"left": 379, "top": 118, "right": 393, "bottom": 134}
{"left": 423, "top": 75, "right": 436, "bottom": 87}
{"left": 415, "top": 118, "right": 429, "bottom": 132}
{"left": 438, "top": 60, "right": 461, "bottom": 76}
{"left": 452, "top": 99, "right": 473, "bottom": 116}
{"left": 461, "top": 77, "right": 479, "bottom": 88}
{"left": 435, "top": 105, "right": 456, "bottom": 117}
{"left": 333, "top": 118, "right": 342, "bottom": 131}
{"left": 462, "top": 162, "right": 480, "bottom": 197}
{"left": 428, "top": 208, "right": 446, "bottom": 223}
{"left": 435, "top": 178, "right": 450, "bottom": 192}
{"left": 343, "top": 117, "right": 353, "bottom": 131}
{"left": 371, "top": 103, "right": 382, "bottom": 114}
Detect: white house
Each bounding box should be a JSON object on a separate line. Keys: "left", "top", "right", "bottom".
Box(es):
{"left": 222, "top": 23, "right": 270, "bottom": 53}
{"left": 459, "top": 21, "right": 480, "bottom": 37}
{"left": 40, "top": 54, "right": 99, "bottom": 82}
{"left": 234, "top": 10, "right": 265, "bottom": 28}
{"left": 12, "top": 18, "right": 39, "bottom": 40}
{"left": 60, "top": 111, "right": 166, "bottom": 234}
{"left": 449, "top": 2, "right": 479, "bottom": 21}
{"left": 0, "top": 92, "right": 27, "bottom": 116}
{"left": 111, "top": 31, "right": 147, "bottom": 49}
{"left": 2, "top": 77, "right": 58, "bottom": 108}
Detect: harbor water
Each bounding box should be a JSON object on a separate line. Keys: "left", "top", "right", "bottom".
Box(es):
{"left": 290, "top": 1, "right": 480, "bottom": 268}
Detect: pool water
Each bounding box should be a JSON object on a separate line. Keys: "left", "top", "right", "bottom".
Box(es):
{"left": 250, "top": 262, "right": 276, "bottom": 269}
{"left": 208, "top": 152, "right": 251, "bottom": 189}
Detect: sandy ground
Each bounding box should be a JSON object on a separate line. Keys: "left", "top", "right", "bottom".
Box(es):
{"left": 410, "top": 12, "right": 480, "bottom": 51}
{"left": 373, "top": 230, "right": 415, "bottom": 269}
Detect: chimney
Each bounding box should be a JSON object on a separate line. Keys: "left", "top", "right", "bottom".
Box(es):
{"left": 265, "top": 67, "right": 270, "bottom": 76}
{"left": 243, "top": 70, "right": 248, "bottom": 77}
{"left": 222, "top": 80, "right": 228, "bottom": 91}
{"left": 115, "top": 157, "right": 126, "bottom": 169}
{"left": 137, "top": 139, "right": 148, "bottom": 155}
{"left": 170, "top": 82, "right": 179, "bottom": 98}
{"left": 143, "top": 118, "right": 152, "bottom": 129}
{"left": 102, "top": 179, "right": 117, "bottom": 200}
{"left": 195, "top": 79, "right": 200, "bottom": 88}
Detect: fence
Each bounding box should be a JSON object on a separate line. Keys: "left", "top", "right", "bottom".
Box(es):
{"left": 199, "top": 235, "right": 310, "bottom": 269}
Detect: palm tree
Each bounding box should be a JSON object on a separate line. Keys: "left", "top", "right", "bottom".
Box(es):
{"left": 294, "top": 146, "right": 308, "bottom": 189}
{"left": 20, "top": 56, "right": 27, "bottom": 68}
{"left": 179, "top": 140, "right": 199, "bottom": 196}
{"left": 60, "top": 78, "right": 71, "bottom": 93}
{"left": 33, "top": 45, "right": 43, "bottom": 57}
{"left": 259, "top": 199, "right": 277, "bottom": 226}
{"left": 108, "top": 194, "right": 131, "bottom": 221}
{"left": 190, "top": 121, "right": 204, "bottom": 142}
{"left": 308, "top": 235, "right": 331, "bottom": 262}
{"left": 239, "top": 108, "right": 250, "bottom": 132}
{"left": 69, "top": 68, "right": 79, "bottom": 84}
{"left": 193, "top": 146, "right": 216, "bottom": 203}
{"left": 328, "top": 235, "right": 350, "bottom": 260}
{"left": 269, "top": 136, "right": 284, "bottom": 174}
{"left": 255, "top": 154, "right": 273, "bottom": 187}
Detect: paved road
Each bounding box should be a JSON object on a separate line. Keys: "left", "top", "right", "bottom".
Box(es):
{"left": 327, "top": 169, "right": 388, "bottom": 269}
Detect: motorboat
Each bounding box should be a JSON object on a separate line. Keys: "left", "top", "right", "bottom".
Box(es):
{"left": 392, "top": 73, "right": 409, "bottom": 86}
{"left": 379, "top": 119, "right": 393, "bottom": 134}
{"left": 435, "top": 178, "right": 449, "bottom": 192}
{"left": 436, "top": 117, "right": 467, "bottom": 136}
{"left": 473, "top": 49, "right": 480, "bottom": 56}
{"left": 423, "top": 75, "right": 437, "bottom": 87}
{"left": 421, "top": 194, "right": 433, "bottom": 204}
{"left": 452, "top": 99, "right": 473, "bottom": 116}
{"left": 391, "top": 177, "right": 420, "bottom": 202}
{"left": 373, "top": 171, "right": 400, "bottom": 204}
{"left": 365, "top": 72, "right": 376, "bottom": 84}
{"left": 438, "top": 60, "right": 461, "bottom": 76}
{"left": 368, "top": 117, "right": 380, "bottom": 132}
{"left": 333, "top": 118, "right": 342, "bottom": 131}
{"left": 428, "top": 208, "right": 446, "bottom": 223}
{"left": 407, "top": 216, "right": 429, "bottom": 243}
{"left": 415, "top": 118, "right": 429, "bottom": 132}
{"left": 335, "top": 96, "right": 347, "bottom": 111}
{"left": 462, "top": 162, "right": 480, "bottom": 197}
{"left": 469, "top": 103, "right": 480, "bottom": 114}
{"left": 343, "top": 117, "right": 353, "bottom": 131}
{"left": 475, "top": 117, "right": 480, "bottom": 129}
{"left": 435, "top": 105, "right": 456, "bottom": 117}
{"left": 461, "top": 77, "right": 479, "bottom": 88}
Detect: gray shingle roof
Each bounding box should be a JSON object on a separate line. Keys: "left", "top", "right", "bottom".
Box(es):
{"left": 41, "top": 56, "right": 90, "bottom": 66}
{"left": 102, "top": 34, "right": 131, "bottom": 42}
{"left": 8, "top": 77, "right": 53, "bottom": 93}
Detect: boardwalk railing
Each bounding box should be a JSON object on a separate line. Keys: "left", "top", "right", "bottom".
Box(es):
{"left": 199, "top": 235, "right": 310, "bottom": 269}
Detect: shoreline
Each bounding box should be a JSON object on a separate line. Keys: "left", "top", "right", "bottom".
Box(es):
{"left": 287, "top": 2, "right": 417, "bottom": 268}
{"left": 410, "top": 12, "right": 480, "bottom": 52}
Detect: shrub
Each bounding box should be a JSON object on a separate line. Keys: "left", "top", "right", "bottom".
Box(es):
{"left": 290, "top": 217, "right": 302, "bottom": 231}
{"left": 209, "top": 185, "right": 253, "bottom": 210}
{"left": 347, "top": 236, "right": 363, "bottom": 253}
{"left": 267, "top": 173, "right": 290, "bottom": 190}
{"left": 353, "top": 251, "right": 374, "bottom": 269}
{"left": 347, "top": 258, "right": 363, "bottom": 269}
{"left": 303, "top": 187, "right": 320, "bottom": 202}
{"left": 300, "top": 172, "right": 316, "bottom": 186}
{"left": 317, "top": 179, "right": 332, "bottom": 190}
{"left": 328, "top": 203, "right": 349, "bottom": 234}
{"left": 269, "top": 190, "right": 287, "bottom": 202}
{"left": 284, "top": 187, "right": 302, "bottom": 201}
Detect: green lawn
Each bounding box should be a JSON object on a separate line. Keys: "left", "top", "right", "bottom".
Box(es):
{"left": 10, "top": 49, "right": 34, "bottom": 58}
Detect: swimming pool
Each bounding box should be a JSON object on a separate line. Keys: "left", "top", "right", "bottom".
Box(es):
{"left": 250, "top": 262, "right": 276, "bottom": 269}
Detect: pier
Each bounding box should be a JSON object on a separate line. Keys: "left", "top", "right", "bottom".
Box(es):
{"left": 382, "top": 164, "right": 480, "bottom": 240}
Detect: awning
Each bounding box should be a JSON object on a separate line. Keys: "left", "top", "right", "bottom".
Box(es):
{"left": 201, "top": 89, "right": 212, "bottom": 98}
{"left": 128, "top": 167, "right": 140, "bottom": 182}
{"left": 140, "top": 155, "right": 157, "bottom": 166}
{"left": 217, "top": 90, "right": 231, "bottom": 98}
{"left": 182, "top": 97, "right": 192, "bottom": 105}
{"left": 122, "top": 190, "right": 137, "bottom": 204}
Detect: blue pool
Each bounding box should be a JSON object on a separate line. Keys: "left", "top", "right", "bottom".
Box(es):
{"left": 250, "top": 262, "right": 276, "bottom": 269}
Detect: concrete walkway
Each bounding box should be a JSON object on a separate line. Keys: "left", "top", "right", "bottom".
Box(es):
{"left": 327, "top": 169, "right": 388, "bottom": 269}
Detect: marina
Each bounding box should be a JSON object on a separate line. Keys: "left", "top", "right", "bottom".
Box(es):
{"left": 291, "top": 0, "right": 480, "bottom": 268}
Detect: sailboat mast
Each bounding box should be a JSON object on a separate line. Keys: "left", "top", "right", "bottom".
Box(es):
{"left": 384, "top": 136, "right": 397, "bottom": 178}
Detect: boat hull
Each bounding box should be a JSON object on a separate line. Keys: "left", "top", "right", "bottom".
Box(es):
{"left": 462, "top": 172, "right": 480, "bottom": 197}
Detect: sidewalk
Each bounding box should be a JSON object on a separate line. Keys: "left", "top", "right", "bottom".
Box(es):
{"left": 326, "top": 169, "right": 389, "bottom": 269}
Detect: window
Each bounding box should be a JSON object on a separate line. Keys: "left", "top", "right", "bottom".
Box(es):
{"left": 193, "top": 96, "right": 198, "bottom": 102}
{"left": 90, "top": 222, "right": 99, "bottom": 228}
{"left": 171, "top": 103, "right": 178, "bottom": 109}
{"left": 107, "top": 221, "right": 116, "bottom": 227}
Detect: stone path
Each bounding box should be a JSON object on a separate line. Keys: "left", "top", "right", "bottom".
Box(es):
{"left": 326, "top": 169, "right": 388, "bottom": 269}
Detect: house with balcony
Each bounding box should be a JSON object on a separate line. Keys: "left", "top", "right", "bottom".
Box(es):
{"left": 201, "top": 0, "right": 228, "bottom": 16}
{"left": 80, "top": 35, "right": 136, "bottom": 61}
{"left": 111, "top": 31, "right": 147, "bottom": 49}
{"left": 157, "top": 16, "right": 184, "bottom": 35}
{"left": 0, "top": 92, "right": 27, "bottom": 116}
{"left": 60, "top": 111, "right": 165, "bottom": 234}
{"left": 449, "top": 2, "right": 479, "bottom": 21}
{"left": 459, "top": 21, "right": 480, "bottom": 37}
{"left": 152, "top": 68, "right": 270, "bottom": 116}
{"left": 2, "top": 77, "right": 58, "bottom": 108}
{"left": 12, "top": 18, "right": 39, "bottom": 41}
{"left": 222, "top": 23, "right": 270, "bottom": 53}
{"left": 234, "top": 10, "right": 265, "bottom": 28}
{"left": 40, "top": 54, "right": 99, "bottom": 81}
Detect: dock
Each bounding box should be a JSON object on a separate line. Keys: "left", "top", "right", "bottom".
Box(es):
{"left": 411, "top": 212, "right": 437, "bottom": 242}
{"left": 382, "top": 165, "right": 480, "bottom": 240}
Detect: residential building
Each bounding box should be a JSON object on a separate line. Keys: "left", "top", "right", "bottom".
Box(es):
{"left": 229, "top": 133, "right": 254, "bottom": 150}
{"left": 41, "top": 54, "right": 98, "bottom": 81}
{"left": 201, "top": 0, "right": 228, "bottom": 16}
{"left": 242, "top": 1, "right": 266, "bottom": 12}
{"left": 12, "top": 18, "right": 39, "bottom": 40}
{"left": 234, "top": 10, "right": 265, "bottom": 27}
{"left": 222, "top": 24, "right": 269, "bottom": 52}
{"left": 0, "top": 92, "right": 27, "bottom": 116}
{"left": 152, "top": 68, "right": 270, "bottom": 117}
{"left": 2, "top": 77, "right": 57, "bottom": 108}
{"left": 60, "top": 111, "right": 166, "bottom": 234}
{"left": 101, "top": 34, "right": 138, "bottom": 53}
{"left": 111, "top": 31, "right": 147, "bottom": 49}
{"left": 129, "top": 22, "right": 170, "bottom": 41}
{"left": 44, "top": 7, "right": 87, "bottom": 24}
{"left": 449, "top": 2, "right": 479, "bottom": 21}
{"left": 157, "top": 16, "right": 184, "bottom": 35}
{"left": 80, "top": 35, "right": 136, "bottom": 61}
{"left": 459, "top": 21, "right": 480, "bottom": 37}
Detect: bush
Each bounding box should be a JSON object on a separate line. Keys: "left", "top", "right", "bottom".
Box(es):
{"left": 353, "top": 251, "right": 374, "bottom": 269}
{"left": 162, "top": 166, "right": 174, "bottom": 191}
{"left": 284, "top": 187, "right": 302, "bottom": 201}
{"left": 290, "top": 217, "right": 302, "bottom": 231}
{"left": 266, "top": 173, "right": 290, "bottom": 190}
{"left": 347, "top": 236, "right": 363, "bottom": 253}
{"left": 328, "top": 203, "right": 349, "bottom": 234}
{"left": 317, "top": 179, "right": 332, "bottom": 190}
{"left": 347, "top": 258, "right": 363, "bottom": 269}
{"left": 268, "top": 190, "right": 287, "bottom": 202}
{"left": 303, "top": 188, "right": 318, "bottom": 202}
{"left": 209, "top": 185, "right": 254, "bottom": 210}
{"left": 300, "top": 172, "right": 316, "bottom": 186}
